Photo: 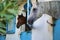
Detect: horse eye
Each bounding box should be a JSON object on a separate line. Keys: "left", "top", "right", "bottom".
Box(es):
{"left": 33, "top": 8, "right": 37, "bottom": 13}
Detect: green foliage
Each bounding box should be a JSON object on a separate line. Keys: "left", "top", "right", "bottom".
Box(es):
{"left": 0, "top": 0, "right": 19, "bottom": 35}
{"left": 0, "top": 0, "right": 19, "bottom": 21}
{"left": 0, "top": 20, "right": 6, "bottom": 35}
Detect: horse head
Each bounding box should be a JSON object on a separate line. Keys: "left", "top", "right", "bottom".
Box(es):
{"left": 17, "top": 14, "right": 31, "bottom": 31}
{"left": 17, "top": 14, "right": 26, "bottom": 28}
{"left": 27, "top": 0, "right": 57, "bottom": 28}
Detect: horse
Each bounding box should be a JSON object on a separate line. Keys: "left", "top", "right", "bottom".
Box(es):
{"left": 17, "top": 14, "right": 31, "bottom": 31}
{"left": 27, "top": 0, "right": 57, "bottom": 40}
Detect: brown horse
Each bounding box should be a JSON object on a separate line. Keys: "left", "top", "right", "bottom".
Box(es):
{"left": 17, "top": 14, "right": 31, "bottom": 31}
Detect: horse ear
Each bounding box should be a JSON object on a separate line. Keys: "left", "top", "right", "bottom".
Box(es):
{"left": 21, "top": 14, "right": 23, "bottom": 16}
{"left": 18, "top": 15, "right": 20, "bottom": 17}
{"left": 36, "top": 0, "right": 39, "bottom": 6}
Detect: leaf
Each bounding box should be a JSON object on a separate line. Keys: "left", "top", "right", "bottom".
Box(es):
{"left": 0, "top": 13, "right": 5, "bottom": 18}
{"left": 0, "top": 13, "right": 15, "bottom": 22}
{"left": 0, "top": 3, "right": 4, "bottom": 11}
{"left": 0, "top": 28, "right": 6, "bottom": 34}
{"left": 1, "top": 13, "right": 14, "bottom": 21}
{"left": 7, "top": 9, "right": 18, "bottom": 16}
{"left": 0, "top": 22, "right": 5, "bottom": 28}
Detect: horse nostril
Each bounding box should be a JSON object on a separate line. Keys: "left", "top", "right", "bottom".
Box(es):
{"left": 16, "top": 24, "right": 20, "bottom": 28}
{"left": 28, "top": 19, "right": 34, "bottom": 25}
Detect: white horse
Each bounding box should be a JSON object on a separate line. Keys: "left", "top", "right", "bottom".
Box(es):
{"left": 27, "top": 0, "right": 53, "bottom": 40}
{"left": 32, "top": 14, "right": 53, "bottom": 40}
